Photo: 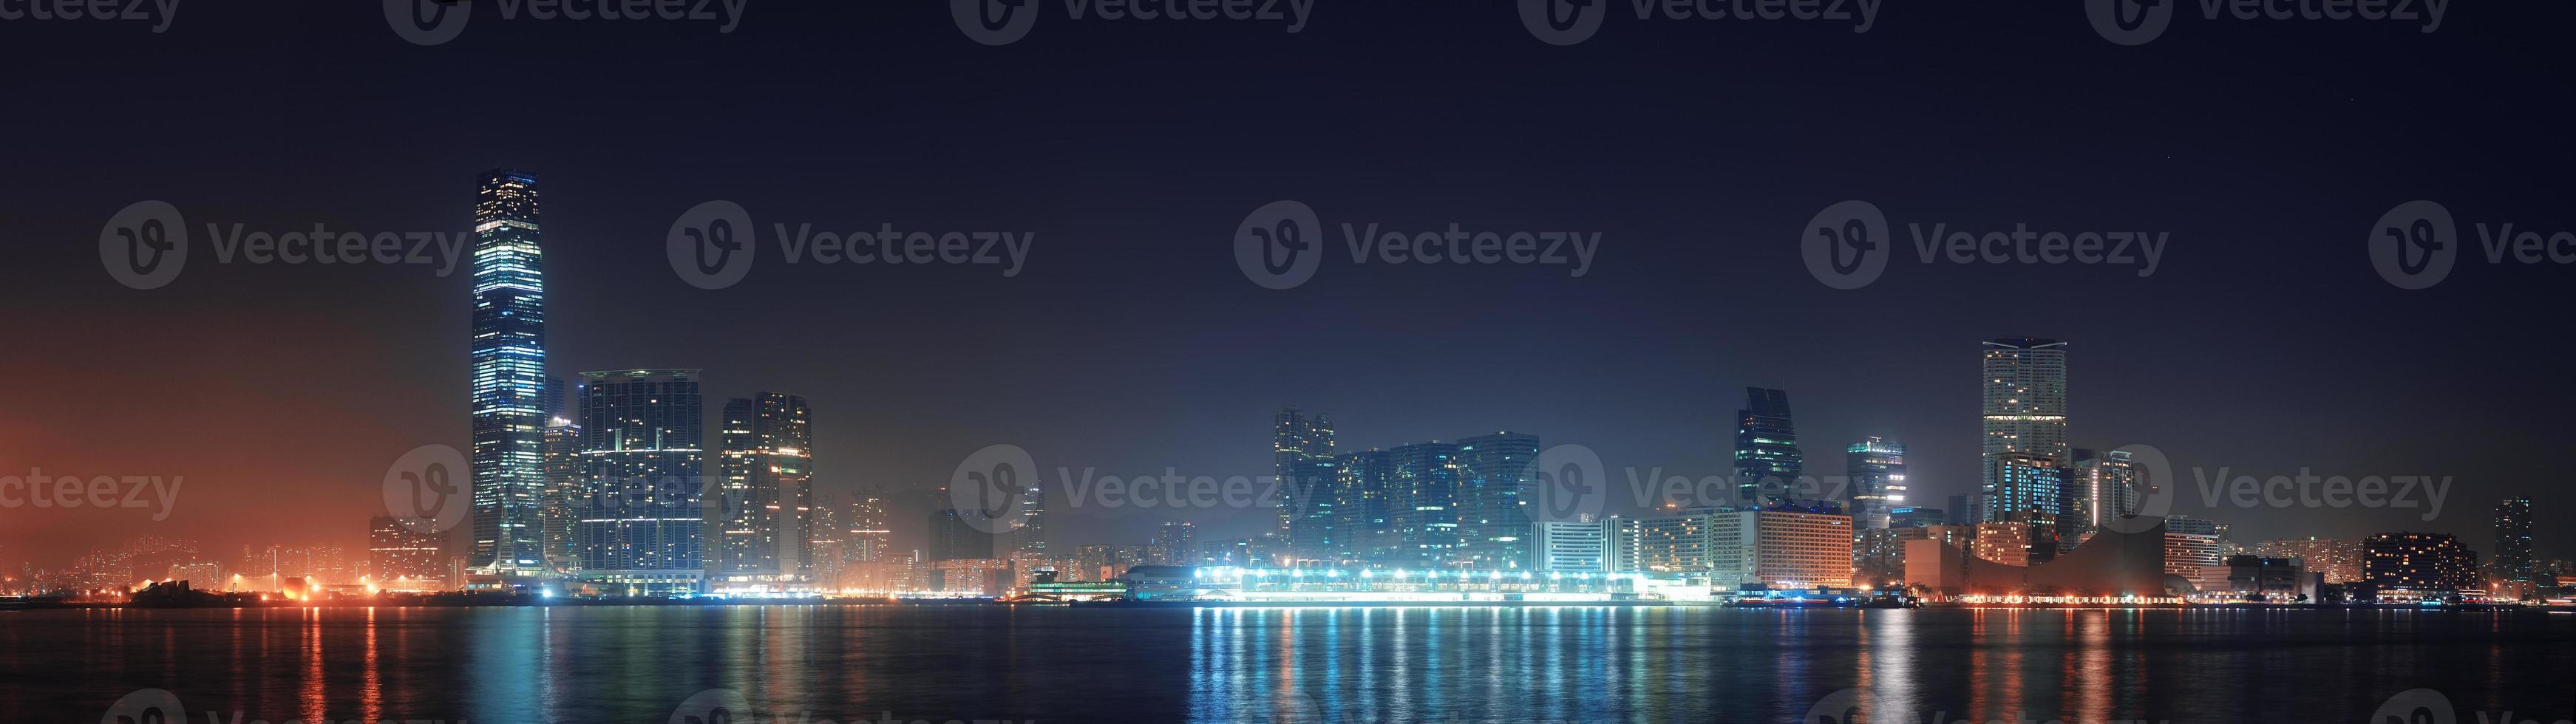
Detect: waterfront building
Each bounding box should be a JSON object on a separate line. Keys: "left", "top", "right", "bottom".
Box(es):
{"left": 2364, "top": 532, "right": 2479, "bottom": 595}
{"left": 1274, "top": 407, "right": 1338, "bottom": 557}
{"left": 2495, "top": 497, "right": 2535, "bottom": 583}
{"left": 1981, "top": 338, "right": 2068, "bottom": 516}
{"left": 1846, "top": 437, "right": 1906, "bottom": 529}
{"left": 467, "top": 168, "right": 551, "bottom": 575}
{"left": 713, "top": 392, "right": 814, "bottom": 580}
{"left": 1533, "top": 520, "right": 1610, "bottom": 573}
{"left": 574, "top": 369, "right": 707, "bottom": 581}
{"left": 1733, "top": 388, "right": 1803, "bottom": 505}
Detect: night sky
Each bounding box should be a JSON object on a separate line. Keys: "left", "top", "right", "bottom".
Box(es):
{"left": 4, "top": 1, "right": 2572, "bottom": 567}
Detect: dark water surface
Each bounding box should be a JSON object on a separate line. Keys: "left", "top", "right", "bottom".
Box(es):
{"left": 7, "top": 605, "right": 2572, "bottom": 723}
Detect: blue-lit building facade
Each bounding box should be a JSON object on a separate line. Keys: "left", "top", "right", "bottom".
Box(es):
{"left": 1846, "top": 437, "right": 1906, "bottom": 529}
{"left": 575, "top": 369, "right": 707, "bottom": 593}
{"left": 1274, "top": 407, "right": 1338, "bottom": 561}
{"left": 468, "top": 168, "right": 550, "bottom": 575}
{"left": 1455, "top": 433, "right": 1537, "bottom": 570}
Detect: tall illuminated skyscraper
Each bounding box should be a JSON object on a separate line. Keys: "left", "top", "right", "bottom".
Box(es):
{"left": 1274, "top": 406, "right": 1337, "bottom": 558}
{"left": 1982, "top": 338, "right": 2067, "bottom": 519}
{"left": 2494, "top": 497, "right": 2535, "bottom": 583}
{"left": 1846, "top": 437, "right": 1906, "bottom": 529}
{"left": 1389, "top": 440, "right": 1462, "bottom": 566}
{"left": 715, "top": 392, "right": 814, "bottom": 580}
{"left": 539, "top": 416, "right": 584, "bottom": 573}
{"left": 1733, "top": 388, "right": 1802, "bottom": 505}
{"left": 1457, "top": 432, "right": 1538, "bottom": 570}
{"left": 576, "top": 369, "right": 707, "bottom": 590}
{"left": 468, "top": 168, "right": 549, "bottom": 574}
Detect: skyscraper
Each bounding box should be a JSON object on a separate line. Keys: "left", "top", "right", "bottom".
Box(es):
{"left": 1274, "top": 407, "right": 1337, "bottom": 559}
{"left": 1456, "top": 432, "right": 1538, "bottom": 570}
{"left": 2494, "top": 497, "right": 2535, "bottom": 583}
{"left": 1989, "top": 454, "right": 2072, "bottom": 558}
{"left": 575, "top": 369, "right": 707, "bottom": 587}
{"left": 1009, "top": 469, "right": 1047, "bottom": 557}
{"left": 2070, "top": 448, "right": 2140, "bottom": 535}
{"left": 848, "top": 489, "right": 890, "bottom": 563}
{"left": 1846, "top": 437, "right": 1907, "bottom": 529}
{"left": 468, "top": 168, "right": 549, "bottom": 575}
{"left": 1388, "top": 441, "right": 1462, "bottom": 566}
{"left": 1982, "top": 338, "right": 2068, "bottom": 513}
{"left": 714, "top": 392, "right": 814, "bottom": 580}
{"left": 925, "top": 508, "right": 993, "bottom": 562}
{"left": 1333, "top": 448, "right": 1394, "bottom": 564}
{"left": 1151, "top": 520, "right": 1197, "bottom": 564}
{"left": 539, "top": 416, "right": 584, "bottom": 573}
{"left": 1733, "top": 388, "right": 1802, "bottom": 505}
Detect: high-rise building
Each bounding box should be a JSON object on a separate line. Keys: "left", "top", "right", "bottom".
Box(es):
{"left": 1733, "top": 388, "right": 1803, "bottom": 505}
{"left": 574, "top": 369, "right": 707, "bottom": 581}
{"left": 1989, "top": 454, "right": 2073, "bottom": 556}
{"left": 1332, "top": 449, "right": 1393, "bottom": 564}
{"left": 847, "top": 489, "right": 890, "bottom": 563}
{"left": 539, "top": 417, "right": 584, "bottom": 573}
{"left": 1150, "top": 521, "right": 1197, "bottom": 564}
{"left": 1008, "top": 469, "right": 1047, "bottom": 557}
{"left": 925, "top": 508, "right": 993, "bottom": 562}
{"left": 807, "top": 499, "right": 846, "bottom": 588}
{"left": 714, "top": 392, "right": 815, "bottom": 580}
{"left": 1455, "top": 432, "right": 1538, "bottom": 570}
{"left": 2164, "top": 519, "right": 2225, "bottom": 592}
{"left": 1846, "top": 437, "right": 1906, "bottom": 529}
{"left": 543, "top": 375, "right": 567, "bottom": 419}
{"left": 1532, "top": 520, "right": 1609, "bottom": 572}
{"left": 1274, "top": 407, "right": 1338, "bottom": 558}
{"left": 2255, "top": 538, "right": 2362, "bottom": 584}
{"left": 1982, "top": 338, "right": 2068, "bottom": 516}
{"left": 2494, "top": 497, "right": 2535, "bottom": 583}
{"left": 2364, "top": 532, "right": 2479, "bottom": 595}
{"left": 370, "top": 514, "right": 446, "bottom": 589}
{"left": 468, "top": 168, "right": 550, "bottom": 575}
{"left": 2070, "top": 448, "right": 2141, "bottom": 536}
{"left": 1388, "top": 441, "right": 1463, "bottom": 566}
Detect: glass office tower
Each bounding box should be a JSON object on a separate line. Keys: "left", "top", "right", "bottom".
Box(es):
{"left": 1733, "top": 387, "right": 1803, "bottom": 505}
{"left": 468, "top": 168, "right": 549, "bottom": 574}
{"left": 576, "top": 369, "right": 707, "bottom": 578}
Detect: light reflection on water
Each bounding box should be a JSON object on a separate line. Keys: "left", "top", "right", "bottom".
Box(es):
{"left": 1, "top": 606, "right": 2568, "bottom": 723}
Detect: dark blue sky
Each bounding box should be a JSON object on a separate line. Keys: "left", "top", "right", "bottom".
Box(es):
{"left": 3, "top": 1, "right": 2570, "bottom": 564}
